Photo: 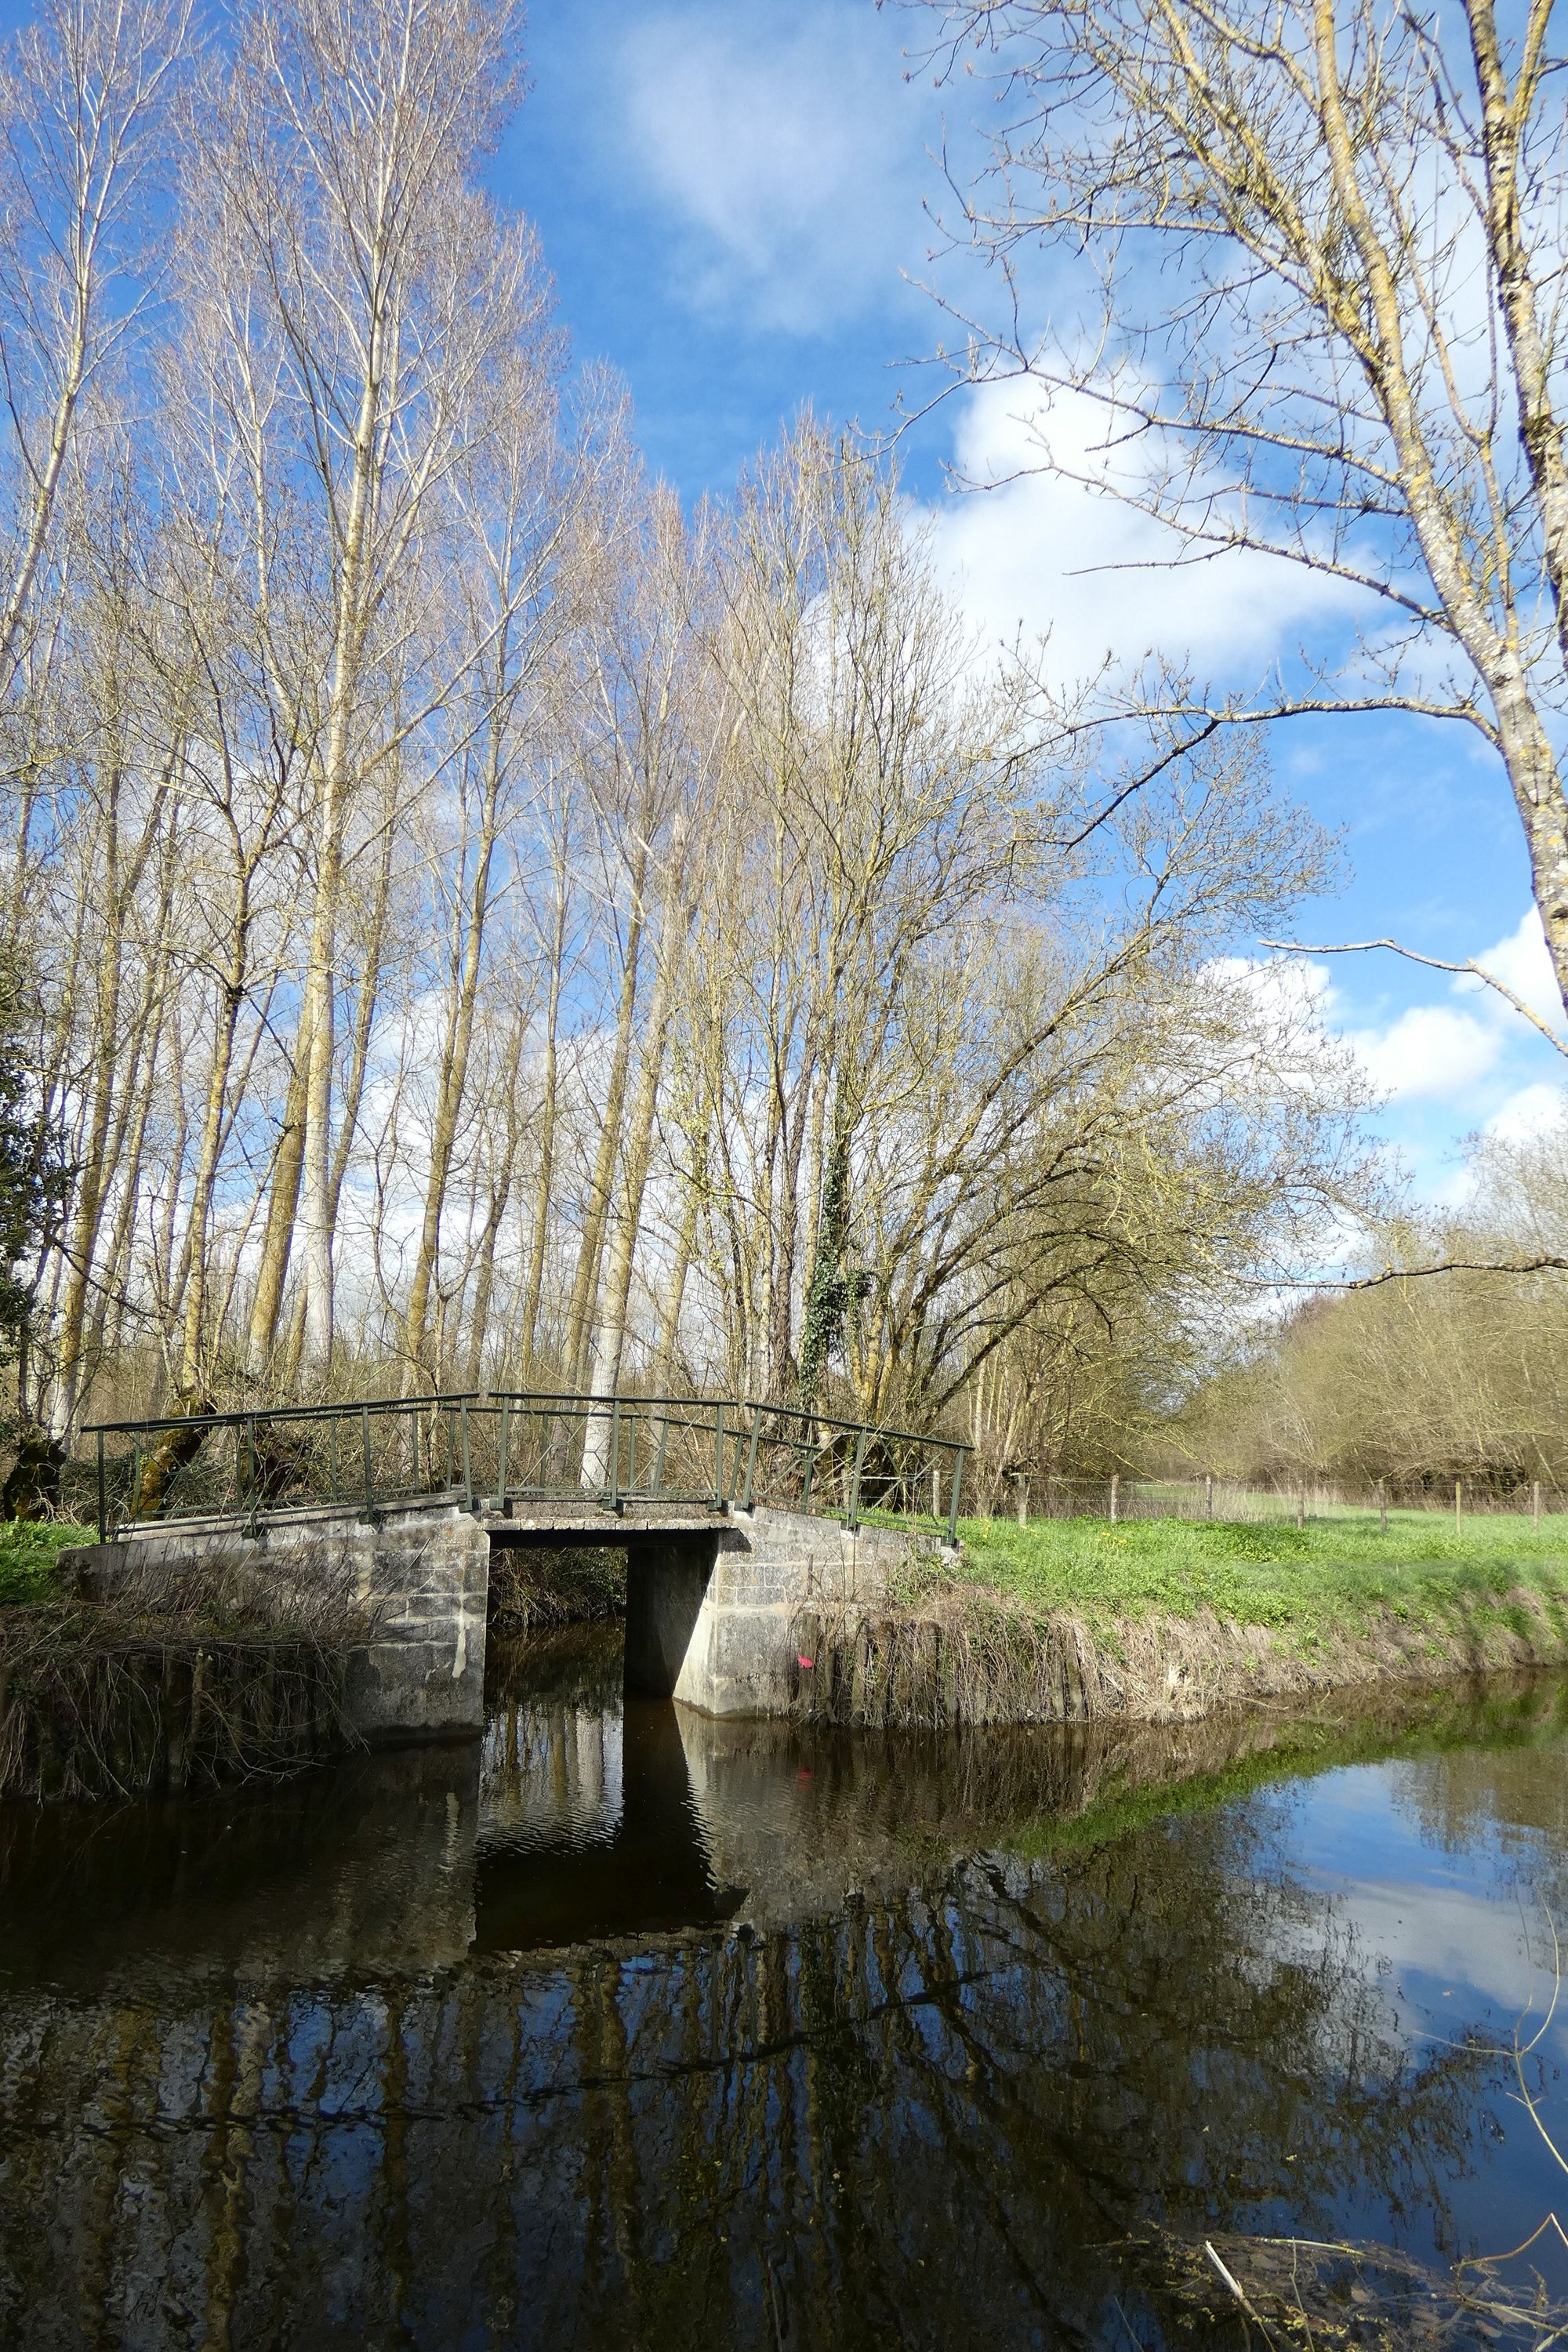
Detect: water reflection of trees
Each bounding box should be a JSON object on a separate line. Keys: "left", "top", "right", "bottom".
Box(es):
{"left": 0, "top": 1785, "right": 1502, "bottom": 2348}
{"left": 1388, "top": 1679, "right": 1568, "bottom": 1906}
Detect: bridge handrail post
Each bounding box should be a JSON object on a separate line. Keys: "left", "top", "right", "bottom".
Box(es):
{"left": 847, "top": 1424, "right": 870, "bottom": 1532}
{"left": 497, "top": 1396, "right": 510, "bottom": 1509}
{"left": 947, "top": 1446, "right": 966, "bottom": 1545}
{"left": 713, "top": 1399, "right": 726, "bottom": 1508}
{"left": 129, "top": 1436, "right": 142, "bottom": 1528}
{"left": 361, "top": 1406, "right": 375, "bottom": 1520}
{"left": 460, "top": 1399, "right": 474, "bottom": 1511}
{"left": 742, "top": 1403, "right": 763, "bottom": 1509}
{"left": 608, "top": 1395, "right": 620, "bottom": 1512}
{"left": 96, "top": 1428, "right": 107, "bottom": 1543}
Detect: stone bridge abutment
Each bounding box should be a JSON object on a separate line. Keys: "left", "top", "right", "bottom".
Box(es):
{"left": 66, "top": 1501, "right": 942, "bottom": 1745}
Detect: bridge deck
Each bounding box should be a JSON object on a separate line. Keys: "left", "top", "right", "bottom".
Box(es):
{"left": 113, "top": 1493, "right": 735, "bottom": 1547}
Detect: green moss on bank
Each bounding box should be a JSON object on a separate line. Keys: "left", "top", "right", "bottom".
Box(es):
{"left": 951, "top": 1512, "right": 1568, "bottom": 1648}
{"left": 0, "top": 1522, "right": 92, "bottom": 1606}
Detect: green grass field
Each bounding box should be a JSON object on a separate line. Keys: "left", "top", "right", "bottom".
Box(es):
{"left": 949, "top": 1510, "right": 1568, "bottom": 1642}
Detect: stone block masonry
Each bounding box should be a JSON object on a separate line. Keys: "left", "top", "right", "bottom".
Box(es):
{"left": 335, "top": 1507, "right": 489, "bottom": 1739}
{"left": 625, "top": 1504, "right": 947, "bottom": 1718}
{"left": 67, "top": 1504, "right": 490, "bottom": 1742}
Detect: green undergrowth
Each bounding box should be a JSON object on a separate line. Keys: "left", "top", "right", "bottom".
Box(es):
{"left": 946, "top": 1511, "right": 1568, "bottom": 1644}
{"left": 0, "top": 1521, "right": 92, "bottom": 1606}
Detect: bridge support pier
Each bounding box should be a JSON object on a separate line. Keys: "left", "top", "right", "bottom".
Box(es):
{"left": 337, "top": 1507, "right": 489, "bottom": 1740}
{"left": 625, "top": 1505, "right": 918, "bottom": 1717}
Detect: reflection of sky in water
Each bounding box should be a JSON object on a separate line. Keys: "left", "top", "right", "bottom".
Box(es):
{"left": 1242, "top": 1759, "right": 1568, "bottom": 2280}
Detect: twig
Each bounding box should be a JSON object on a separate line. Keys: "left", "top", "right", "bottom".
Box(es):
{"left": 1205, "top": 2239, "right": 1279, "bottom": 2346}
{"left": 1261, "top": 934, "right": 1568, "bottom": 1060}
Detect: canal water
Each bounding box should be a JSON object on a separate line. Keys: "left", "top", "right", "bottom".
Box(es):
{"left": 3, "top": 1626, "right": 1568, "bottom": 2348}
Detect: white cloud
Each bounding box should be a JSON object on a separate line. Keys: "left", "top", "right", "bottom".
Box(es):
{"left": 1214, "top": 951, "right": 1503, "bottom": 1109}
{"left": 611, "top": 5, "right": 922, "bottom": 333}
{"left": 1460, "top": 906, "right": 1566, "bottom": 1032}
{"left": 1256, "top": 909, "right": 1568, "bottom": 1134}
{"left": 1341, "top": 1003, "right": 1500, "bottom": 1102}
{"left": 925, "top": 381, "right": 1369, "bottom": 692}
{"left": 1210, "top": 951, "right": 1331, "bottom": 1022}
{"left": 1483, "top": 1080, "right": 1568, "bottom": 1145}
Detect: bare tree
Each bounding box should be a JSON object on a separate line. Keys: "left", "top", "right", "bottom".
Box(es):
{"left": 912, "top": 0, "right": 1568, "bottom": 1004}
{"left": 202, "top": 0, "right": 527, "bottom": 1370}
{"left": 0, "top": 0, "right": 1381, "bottom": 1461}
{"left": 396, "top": 340, "right": 603, "bottom": 1388}
{"left": 573, "top": 487, "right": 722, "bottom": 1483}
{"left": 0, "top": 0, "right": 191, "bottom": 698}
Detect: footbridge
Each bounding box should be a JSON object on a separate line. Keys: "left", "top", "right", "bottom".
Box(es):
{"left": 73, "top": 1393, "right": 967, "bottom": 1739}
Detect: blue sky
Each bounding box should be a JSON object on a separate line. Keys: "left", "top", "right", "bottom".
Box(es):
{"left": 499, "top": 0, "right": 1565, "bottom": 1209}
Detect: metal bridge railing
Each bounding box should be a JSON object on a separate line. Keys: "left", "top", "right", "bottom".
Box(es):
{"left": 84, "top": 1391, "right": 968, "bottom": 1548}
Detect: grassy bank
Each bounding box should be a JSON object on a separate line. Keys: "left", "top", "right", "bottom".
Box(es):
{"left": 795, "top": 1510, "right": 1568, "bottom": 1729}
{"left": 949, "top": 1510, "right": 1568, "bottom": 1646}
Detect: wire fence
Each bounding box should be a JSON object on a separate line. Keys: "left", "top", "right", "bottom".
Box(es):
{"left": 41, "top": 1413, "right": 1568, "bottom": 1542}
{"left": 998, "top": 1472, "right": 1568, "bottom": 1528}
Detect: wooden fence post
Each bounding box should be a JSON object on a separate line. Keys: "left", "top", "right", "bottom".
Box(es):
{"left": 1378, "top": 1477, "right": 1388, "bottom": 1537}
{"left": 1534, "top": 1479, "right": 1543, "bottom": 1528}
{"left": 1109, "top": 1472, "right": 1120, "bottom": 1524}
{"left": 1454, "top": 1476, "right": 1462, "bottom": 1530}
{"left": 1205, "top": 1472, "right": 1214, "bottom": 1520}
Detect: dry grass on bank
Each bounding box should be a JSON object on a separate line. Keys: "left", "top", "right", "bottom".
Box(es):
{"left": 0, "top": 1541, "right": 364, "bottom": 1799}
{"left": 486, "top": 1545, "right": 626, "bottom": 1632}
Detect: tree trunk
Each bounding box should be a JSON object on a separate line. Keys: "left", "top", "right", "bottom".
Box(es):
{"left": 579, "top": 932, "right": 685, "bottom": 1483}
{"left": 50, "top": 762, "right": 176, "bottom": 1438}
{"left": 246, "top": 1036, "right": 309, "bottom": 1375}
{"left": 652, "top": 1128, "right": 706, "bottom": 1387}
{"left": 564, "top": 849, "right": 648, "bottom": 1388}
{"left": 520, "top": 868, "right": 570, "bottom": 1370}
{"left": 180, "top": 869, "right": 254, "bottom": 1397}
{"left": 402, "top": 739, "right": 503, "bottom": 1385}
{"left": 298, "top": 321, "right": 384, "bottom": 1374}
